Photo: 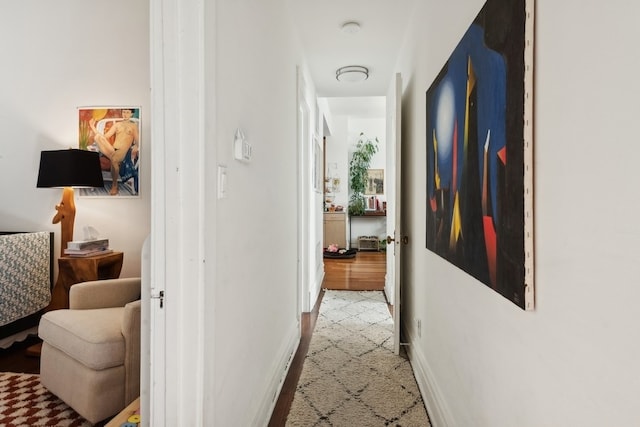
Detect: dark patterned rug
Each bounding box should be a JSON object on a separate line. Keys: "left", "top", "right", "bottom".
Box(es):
{"left": 0, "top": 372, "right": 91, "bottom": 426}
{"left": 286, "top": 291, "right": 431, "bottom": 426}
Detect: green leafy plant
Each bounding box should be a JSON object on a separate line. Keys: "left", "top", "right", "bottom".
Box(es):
{"left": 348, "top": 133, "right": 379, "bottom": 216}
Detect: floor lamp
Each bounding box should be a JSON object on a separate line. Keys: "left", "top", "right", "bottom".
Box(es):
{"left": 37, "top": 149, "right": 104, "bottom": 257}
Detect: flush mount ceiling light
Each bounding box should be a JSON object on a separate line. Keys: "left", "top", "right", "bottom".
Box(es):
{"left": 336, "top": 65, "right": 369, "bottom": 83}
{"left": 341, "top": 21, "right": 361, "bottom": 34}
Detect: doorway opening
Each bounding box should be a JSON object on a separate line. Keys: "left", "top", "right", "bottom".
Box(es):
{"left": 320, "top": 95, "right": 389, "bottom": 295}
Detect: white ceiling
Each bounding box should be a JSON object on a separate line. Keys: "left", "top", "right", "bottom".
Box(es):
{"left": 288, "top": 0, "right": 417, "bottom": 102}
{"left": 324, "top": 96, "right": 386, "bottom": 119}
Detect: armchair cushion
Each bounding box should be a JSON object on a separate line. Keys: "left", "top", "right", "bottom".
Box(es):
{"left": 39, "top": 307, "right": 126, "bottom": 370}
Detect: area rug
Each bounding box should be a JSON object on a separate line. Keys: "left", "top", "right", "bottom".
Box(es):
{"left": 286, "top": 290, "right": 430, "bottom": 426}
{"left": 0, "top": 372, "right": 91, "bottom": 426}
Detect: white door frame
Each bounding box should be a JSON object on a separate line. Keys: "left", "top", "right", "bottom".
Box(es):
{"left": 147, "top": 0, "right": 211, "bottom": 424}
{"left": 386, "top": 73, "right": 403, "bottom": 355}
{"left": 297, "top": 68, "right": 313, "bottom": 312}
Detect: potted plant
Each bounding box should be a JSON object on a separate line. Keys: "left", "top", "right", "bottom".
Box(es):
{"left": 348, "top": 133, "right": 379, "bottom": 216}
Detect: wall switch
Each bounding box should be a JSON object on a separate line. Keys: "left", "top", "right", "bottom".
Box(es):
{"left": 217, "top": 165, "right": 227, "bottom": 199}
{"left": 416, "top": 319, "right": 422, "bottom": 338}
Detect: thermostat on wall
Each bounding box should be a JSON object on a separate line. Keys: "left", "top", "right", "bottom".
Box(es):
{"left": 233, "top": 128, "right": 252, "bottom": 162}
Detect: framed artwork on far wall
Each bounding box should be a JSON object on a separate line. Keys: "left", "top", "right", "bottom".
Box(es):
{"left": 364, "top": 169, "right": 384, "bottom": 195}
{"left": 77, "top": 106, "right": 141, "bottom": 197}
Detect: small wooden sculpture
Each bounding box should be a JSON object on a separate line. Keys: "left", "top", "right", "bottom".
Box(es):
{"left": 52, "top": 187, "right": 76, "bottom": 257}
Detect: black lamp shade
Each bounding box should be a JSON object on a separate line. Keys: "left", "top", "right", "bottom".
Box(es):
{"left": 37, "top": 149, "right": 104, "bottom": 188}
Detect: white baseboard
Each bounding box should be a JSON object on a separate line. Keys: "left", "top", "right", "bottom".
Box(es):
{"left": 254, "top": 321, "right": 300, "bottom": 427}
{"left": 310, "top": 267, "right": 324, "bottom": 308}
{"left": 384, "top": 278, "right": 395, "bottom": 305}
{"left": 403, "top": 327, "right": 454, "bottom": 427}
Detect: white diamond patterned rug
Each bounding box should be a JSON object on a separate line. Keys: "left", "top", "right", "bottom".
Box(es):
{"left": 286, "top": 290, "right": 431, "bottom": 427}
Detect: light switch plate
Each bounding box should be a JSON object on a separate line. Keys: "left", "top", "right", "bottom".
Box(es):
{"left": 217, "top": 165, "right": 227, "bottom": 199}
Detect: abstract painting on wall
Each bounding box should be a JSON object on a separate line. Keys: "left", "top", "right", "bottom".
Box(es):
{"left": 425, "top": 0, "right": 534, "bottom": 309}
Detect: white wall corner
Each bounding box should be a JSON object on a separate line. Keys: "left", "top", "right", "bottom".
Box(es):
{"left": 384, "top": 274, "right": 395, "bottom": 305}
{"left": 318, "top": 97, "right": 333, "bottom": 136}
{"left": 310, "top": 262, "right": 325, "bottom": 312}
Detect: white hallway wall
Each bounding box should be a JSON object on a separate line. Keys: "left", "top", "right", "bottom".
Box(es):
{"left": 0, "top": 1, "right": 150, "bottom": 277}
{"left": 397, "top": 0, "right": 640, "bottom": 426}
{"left": 325, "top": 115, "right": 350, "bottom": 209}
{"left": 212, "top": 0, "right": 305, "bottom": 424}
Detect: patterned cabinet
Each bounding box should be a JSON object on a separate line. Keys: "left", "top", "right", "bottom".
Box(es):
{"left": 323, "top": 212, "right": 347, "bottom": 249}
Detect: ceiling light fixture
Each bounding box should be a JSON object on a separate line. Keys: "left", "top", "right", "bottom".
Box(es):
{"left": 341, "top": 21, "right": 361, "bottom": 34}
{"left": 336, "top": 65, "right": 369, "bottom": 83}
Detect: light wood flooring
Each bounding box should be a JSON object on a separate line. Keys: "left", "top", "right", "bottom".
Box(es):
{"left": 322, "top": 250, "right": 386, "bottom": 291}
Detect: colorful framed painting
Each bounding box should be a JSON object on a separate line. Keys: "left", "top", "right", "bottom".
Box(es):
{"left": 77, "top": 106, "right": 141, "bottom": 197}
{"left": 425, "top": 0, "right": 534, "bottom": 309}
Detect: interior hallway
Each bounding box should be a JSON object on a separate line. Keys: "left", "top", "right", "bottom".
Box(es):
{"left": 268, "top": 251, "right": 387, "bottom": 425}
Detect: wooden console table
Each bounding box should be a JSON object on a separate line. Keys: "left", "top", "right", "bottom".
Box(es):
{"left": 47, "top": 251, "right": 124, "bottom": 311}
{"left": 349, "top": 212, "right": 386, "bottom": 249}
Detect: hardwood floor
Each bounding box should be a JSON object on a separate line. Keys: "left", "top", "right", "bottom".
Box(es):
{"left": 322, "top": 250, "right": 386, "bottom": 291}
{"left": 0, "top": 335, "right": 41, "bottom": 374}
{"left": 268, "top": 250, "right": 387, "bottom": 426}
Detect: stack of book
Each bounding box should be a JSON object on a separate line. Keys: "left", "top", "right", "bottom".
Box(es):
{"left": 64, "top": 238, "right": 112, "bottom": 257}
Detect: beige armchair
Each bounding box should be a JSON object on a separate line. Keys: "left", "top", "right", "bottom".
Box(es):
{"left": 38, "top": 278, "right": 141, "bottom": 424}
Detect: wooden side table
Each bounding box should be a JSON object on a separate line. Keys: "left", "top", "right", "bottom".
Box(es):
{"left": 47, "top": 251, "right": 124, "bottom": 311}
